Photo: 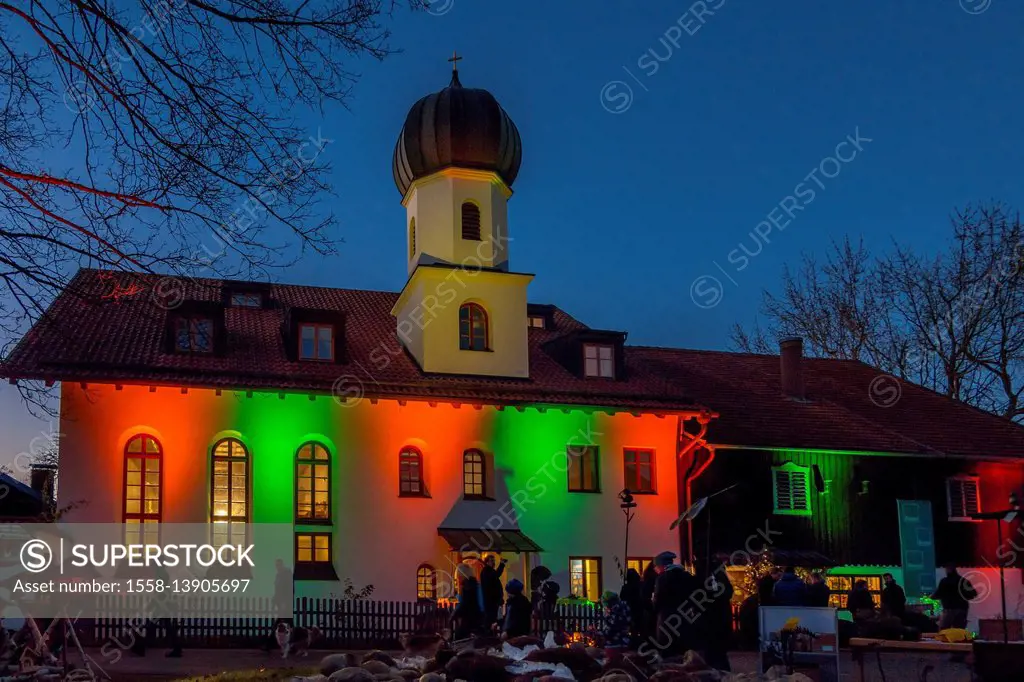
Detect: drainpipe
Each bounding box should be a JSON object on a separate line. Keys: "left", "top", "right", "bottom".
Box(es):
{"left": 676, "top": 413, "right": 713, "bottom": 567}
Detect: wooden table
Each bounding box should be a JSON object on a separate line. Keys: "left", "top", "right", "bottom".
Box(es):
{"left": 848, "top": 637, "right": 972, "bottom": 682}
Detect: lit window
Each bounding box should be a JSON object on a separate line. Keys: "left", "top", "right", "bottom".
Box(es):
{"left": 826, "top": 575, "right": 883, "bottom": 609}
{"left": 124, "top": 434, "right": 161, "bottom": 546}
{"left": 417, "top": 564, "right": 437, "bottom": 600}
{"left": 399, "top": 447, "right": 426, "bottom": 496}
{"left": 459, "top": 303, "right": 488, "bottom": 351}
{"left": 627, "top": 558, "right": 652, "bottom": 576}
{"left": 296, "top": 533, "right": 331, "bottom": 564}
{"left": 772, "top": 462, "right": 811, "bottom": 515}
{"left": 528, "top": 315, "right": 546, "bottom": 329}
{"left": 624, "top": 448, "right": 656, "bottom": 493}
{"left": 296, "top": 442, "right": 331, "bottom": 522}
{"left": 569, "top": 557, "right": 602, "bottom": 602}
{"left": 567, "top": 445, "right": 599, "bottom": 493}
{"left": 461, "top": 202, "right": 481, "bottom": 241}
{"left": 299, "top": 323, "right": 333, "bottom": 361}
{"left": 409, "top": 217, "right": 417, "bottom": 259}
{"left": 211, "top": 438, "right": 249, "bottom": 546}
{"left": 463, "top": 449, "right": 486, "bottom": 498}
{"left": 583, "top": 344, "right": 614, "bottom": 378}
{"left": 175, "top": 317, "right": 213, "bottom": 352}
{"left": 230, "top": 292, "right": 262, "bottom": 307}
{"left": 947, "top": 476, "right": 981, "bottom": 521}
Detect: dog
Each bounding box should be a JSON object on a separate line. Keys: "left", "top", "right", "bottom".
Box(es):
{"left": 398, "top": 628, "right": 451, "bottom": 659}
{"left": 275, "top": 622, "right": 321, "bottom": 659}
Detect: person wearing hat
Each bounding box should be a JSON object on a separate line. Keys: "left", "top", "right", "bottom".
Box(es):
{"left": 501, "top": 579, "right": 532, "bottom": 638}
{"left": 601, "top": 590, "right": 631, "bottom": 652}
{"left": 653, "top": 551, "right": 697, "bottom": 656}
{"left": 451, "top": 563, "right": 485, "bottom": 639}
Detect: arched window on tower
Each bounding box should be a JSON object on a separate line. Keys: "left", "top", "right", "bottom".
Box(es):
{"left": 211, "top": 438, "right": 249, "bottom": 547}
{"left": 399, "top": 446, "right": 426, "bottom": 496}
{"left": 409, "top": 217, "right": 417, "bottom": 259}
{"left": 416, "top": 563, "right": 437, "bottom": 600}
{"left": 461, "top": 202, "right": 481, "bottom": 241}
{"left": 459, "top": 303, "right": 488, "bottom": 351}
{"left": 124, "top": 434, "right": 162, "bottom": 545}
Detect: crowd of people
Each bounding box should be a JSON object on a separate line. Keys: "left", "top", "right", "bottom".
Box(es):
{"left": 449, "top": 551, "right": 736, "bottom": 670}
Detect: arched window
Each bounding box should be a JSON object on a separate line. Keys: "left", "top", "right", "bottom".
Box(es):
{"left": 124, "top": 434, "right": 162, "bottom": 545}
{"left": 461, "top": 202, "right": 481, "bottom": 240}
{"left": 417, "top": 564, "right": 437, "bottom": 600}
{"left": 409, "top": 217, "right": 417, "bottom": 259}
{"left": 459, "top": 303, "right": 488, "bottom": 351}
{"left": 296, "top": 442, "right": 331, "bottom": 523}
{"left": 463, "top": 449, "right": 486, "bottom": 498}
{"left": 399, "top": 447, "right": 426, "bottom": 496}
{"left": 211, "top": 438, "right": 249, "bottom": 546}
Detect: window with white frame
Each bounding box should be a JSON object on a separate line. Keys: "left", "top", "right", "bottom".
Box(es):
{"left": 583, "top": 343, "right": 614, "bottom": 378}
{"left": 946, "top": 476, "right": 980, "bottom": 521}
{"left": 772, "top": 462, "right": 811, "bottom": 515}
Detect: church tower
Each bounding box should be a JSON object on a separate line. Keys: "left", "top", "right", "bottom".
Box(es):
{"left": 391, "top": 58, "right": 532, "bottom": 378}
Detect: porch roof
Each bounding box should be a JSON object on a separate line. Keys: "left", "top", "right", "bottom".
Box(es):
{"left": 438, "top": 527, "right": 543, "bottom": 554}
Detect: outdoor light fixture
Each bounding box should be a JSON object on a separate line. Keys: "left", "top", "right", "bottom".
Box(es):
{"left": 971, "top": 489, "right": 1024, "bottom": 644}
{"left": 620, "top": 488, "right": 637, "bottom": 576}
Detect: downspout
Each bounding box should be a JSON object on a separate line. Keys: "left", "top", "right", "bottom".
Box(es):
{"left": 676, "top": 413, "right": 713, "bottom": 567}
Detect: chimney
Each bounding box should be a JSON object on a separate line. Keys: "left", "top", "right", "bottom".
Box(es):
{"left": 780, "top": 337, "right": 805, "bottom": 400}
{"left": 30, "top": 464, "right": 56, "bottom": 514}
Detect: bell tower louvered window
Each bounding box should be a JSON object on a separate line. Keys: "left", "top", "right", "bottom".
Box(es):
{"left": 946, "top": 476, "right": 981, "bottom": 521}
{"left": 772, "top": 462, "right": 811, "bottom": 516}
{"left": 461, "top": 202, "right": 481, "bottom": 240}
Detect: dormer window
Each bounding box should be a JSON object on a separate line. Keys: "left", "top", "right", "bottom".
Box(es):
{"left": 299, "top": 323, "right": 334, "bottom": 361}
{"left": 528, "top": 315, "right": 546, "bottom": 329}
{"left": 230, "top": 292, "right": 263, "bottom": 308}
{"left": 174, "top": 316, "right": 213, "bottom": 353}
{"left": 583, "top": 343, "right": 614, "bottom": 378}
{"left": 459, "top": 303, "right": 489, "bottom": 351}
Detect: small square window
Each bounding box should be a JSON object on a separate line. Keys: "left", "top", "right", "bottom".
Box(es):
{"left": 946, "top": 476, "right": 981, "bottom": 521}
{"left": 626, "top": 557, "right": 652, "bottom": 576}
{"left": 230, "top": 292, "right": 263, "bottom": 307}
{"left": 528, "top": 315, "right": 546, "bottom": 329}
{"left": 567, "top": 445, "right": 600, "bottom": 492}
{"left": 583, "top": 344, "right": 615, "bottom": 378}
{"left": 569, "top": 557, "right": 602, "bottom": 602}
{"left": 299, "top": 324, "right": 333, "bottom": 361}
{"left": 624, "top": 448, "right": 656, "bottom": 493}
{"left": 296, "top": 533, "right": 332, "bottom": 564}
{"left": 174, "top": 317, "right": 213, "bottom": 352}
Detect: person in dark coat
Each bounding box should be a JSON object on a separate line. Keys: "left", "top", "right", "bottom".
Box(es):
{"left": 619, "top": 568, "right": 644, "bottom": 645}
{"left": 757, "top": 568, "right": 782, "bottom": 606}
{"left": 881, "top": 573, "right": 906, "bottom": 620}
{"left": 806, "top": 572, "right": 831, "bottom": 607}
{"left": 931, "top": 565, "right": 976, "bottom": 629}
{"left": 501, "top": 579, "right": 532, "bottom": 638}
{"left": 701, "top": 561, "right": 734, "bottom": 672}
{"left": 847, "top": 579, "right": 876, "bottom": 621}
{"left": 641, "top": 561, "right": 658, "bottom": 639}
{"left": 652, "top": 551, "right": 696, "bottom": 656}
{"left": 530, "top": 565, "right": 552, "bottom": 613}
{"left": 479, "top": 555, "right": 507, "bottom": 629}
{"left": 773, "top": 567, "right": 807, "bottom": 606}
{"left": 451, "top": 564, "right": 485, "bottom": 640}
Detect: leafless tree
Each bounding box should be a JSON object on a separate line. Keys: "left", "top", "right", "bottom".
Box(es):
{"left": 0, "top": 0, "right": 420, "bottom": 413}
{"left": 733, "top": 203, "right": 1024, "bottom": 421}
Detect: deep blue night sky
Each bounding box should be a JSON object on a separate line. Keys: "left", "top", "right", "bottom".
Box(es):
{"left": 2, "top": 0, "right": 1023, "bottom": 464}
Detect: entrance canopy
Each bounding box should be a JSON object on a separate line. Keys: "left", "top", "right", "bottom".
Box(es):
{"left": 438, "top": 528, "right": 543, "bottom": 554}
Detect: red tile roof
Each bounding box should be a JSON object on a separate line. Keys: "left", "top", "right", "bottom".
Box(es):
{"left": 4, "top": 268, "right": 1024, "bottom": 460}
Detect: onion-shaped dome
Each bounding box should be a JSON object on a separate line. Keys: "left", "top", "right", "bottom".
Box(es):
{"left": 393, "top": 69, "right": 522, "bottom": 195}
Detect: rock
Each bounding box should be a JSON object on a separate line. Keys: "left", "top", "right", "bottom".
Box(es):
{"left": 445, "top": 650, "right": 513, "bottom": 682}
{"left": 361, "top": 660, "right": 393, "bottom": 676}
{"left": 525, "top": 646, "right": 602, "bottom": 679}
{"left": 424, "top": 648, "right": 456, "bottom": 673}
{"left": 328, "top": 668, "right": 376, "bottom": 682}
{"left": 322, "top": 653, "right": 360, "bottom": 676}
{"left": 418, "top": 674, "right": 444, "bottom": 682}
{"left": 507, "top": 635, "right": 544, "bottom": 649}
{"left": 598, "top": 674, "right": 634, "bottom": 682}
{"left": 363, "top": 650, "right": 399, "bottom": 668}
{"left": 680, "top": 650, "right": 707, "bottom": 671}
{"left": 585, "top": 646, "right": 602, "bottom": 659}
{"left": 391, "top": 669, "right": 421, "bottom": 680}
{"left": 648, "top": 671, "right": 696, "bottom": 682}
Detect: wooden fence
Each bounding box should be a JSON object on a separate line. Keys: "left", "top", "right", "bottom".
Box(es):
{"left": 78, "top": 596, "right": 606, "bottom": 649}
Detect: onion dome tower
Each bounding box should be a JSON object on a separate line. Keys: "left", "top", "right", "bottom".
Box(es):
{"left": 391, "top": 54, "right": 533, "bottom": 379}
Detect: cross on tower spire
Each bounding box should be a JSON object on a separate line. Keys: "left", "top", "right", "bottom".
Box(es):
{"left": 448, "top": 50, "right": 463, "bottom": 87}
